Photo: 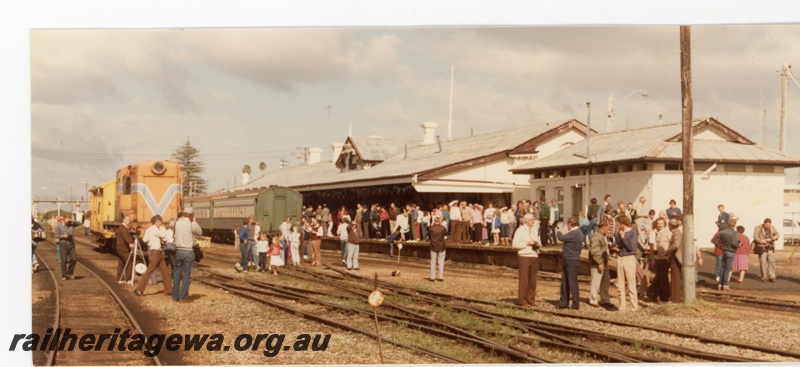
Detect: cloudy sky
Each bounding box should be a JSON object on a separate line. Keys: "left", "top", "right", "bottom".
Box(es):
{"left": 28, "top": 22, "right": 800, "bottom": 210}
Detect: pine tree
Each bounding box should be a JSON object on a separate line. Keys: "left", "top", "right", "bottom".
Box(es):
{"left": 171, "top": 139, "right": 207, "bottom": 196}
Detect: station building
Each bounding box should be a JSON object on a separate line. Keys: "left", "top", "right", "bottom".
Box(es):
{"left": 511, "top": 117, "right": 800, "bottom": 249}
{"left": 234, "top": 119, "right": 592, "bottom": 211}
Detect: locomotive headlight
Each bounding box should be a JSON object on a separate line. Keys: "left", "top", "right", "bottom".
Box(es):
{"left": 152, "top": 161, "right": 166, "bottom": 175}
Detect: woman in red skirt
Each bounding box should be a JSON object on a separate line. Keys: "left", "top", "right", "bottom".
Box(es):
{"left": 731, "top": 225, "right": 751, "bottom": 284}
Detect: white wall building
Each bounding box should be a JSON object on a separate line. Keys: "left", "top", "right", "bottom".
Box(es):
{"left": 235, "top": 119, "right": 592, "bottom": 208}
{"left": 512, "top": 118, "right": 800, "bottom": 249}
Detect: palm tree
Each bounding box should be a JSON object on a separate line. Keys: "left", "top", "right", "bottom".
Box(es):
{"left": 242, "top": 164, "right": 252, "bottom": 175}
{"left": 259, "top": 162, "right": 267, "bottom": 177}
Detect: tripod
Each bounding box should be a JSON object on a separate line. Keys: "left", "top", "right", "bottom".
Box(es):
{"left": 119, "top": 237, "right": 147, "bottom": 285}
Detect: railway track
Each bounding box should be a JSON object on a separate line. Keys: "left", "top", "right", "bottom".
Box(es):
{"left": 698, "top": 288, "right": 800, "bottom": 312}
{"left": 33, "top": 239, "right": 161, "bottom": 366}
{"left": 199, "top": 249, "right": 775, "bottom": 363}
{"left": 294, "top": 265, "right": 771, "bottom": 363}
{"left": 35, "top": 233, "right": 798, "bottom": 363}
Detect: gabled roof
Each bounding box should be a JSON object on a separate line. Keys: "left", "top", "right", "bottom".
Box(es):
{"left": 236, "top": 119, "right": 589, "bottom": 192}
{"left": 511, "top": 117, "right": 800, "bottom": 173}
{"left": 346, "top": 136, "right": 418, "bottom": 162}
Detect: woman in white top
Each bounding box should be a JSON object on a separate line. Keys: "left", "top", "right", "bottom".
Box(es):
{"left": 337, "top": 218, "right": 351, "bottom": 264}
{"left": 395, "top": 211, "right": 410, "bottom": 241}
{"left": 420, "top": 210, "right": 431, "bottom": 240}
{"left": 288, "top": 226, "right": 301, "bottom": 266}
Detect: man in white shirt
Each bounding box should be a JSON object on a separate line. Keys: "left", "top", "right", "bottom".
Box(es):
{"left": 134, "top": 215, "right": 171, "bottom": 297}
{"left": 448, "top": 200, "right": 461, "bottom": 244}
{"left": 512, "top": 214, "right": 541, "bottom": 307}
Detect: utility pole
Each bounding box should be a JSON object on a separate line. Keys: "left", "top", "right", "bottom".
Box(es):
{"left": 606, "top": 93, "right": 613, "bottom": 132}
{"left": 585, "top": 102, "right": 591, "bottom": 214}
{"left": 83, "top": 179, "right": 89, "bottom": 214}
{"left": 448, "top": 65, "right": 454, "bottom": 141}
{"left": 325, "top": 103, "right": 333, "bottom": 145}
{"left": 680, "top": 26, "right": 696, "bottom": 303}
{"left": 780, "top": 63, "right": 789, "bottom": 152}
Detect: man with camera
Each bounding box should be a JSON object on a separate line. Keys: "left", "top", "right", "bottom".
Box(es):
{"left": 753, "top": 218, "right": 779, "bottom": 283}
{"left": 512, "top": 214, "right": 541, "bottom": 307}
{"left": 54, "top": 216, "right": 78, "bottom": 280}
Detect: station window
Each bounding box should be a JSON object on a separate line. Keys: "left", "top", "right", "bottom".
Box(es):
{"left": 752, "top": 165, "right": 774, "bottom": 173}
{"left": 725, "top": 165, "right": 746, "bottom": 173}
{"left": 665, "top": 163, "right": 682, "bottom": 171}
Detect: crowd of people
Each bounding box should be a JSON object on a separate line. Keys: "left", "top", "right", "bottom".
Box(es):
{"left": 32, "top": 193, "right": 785, "bottom": 311}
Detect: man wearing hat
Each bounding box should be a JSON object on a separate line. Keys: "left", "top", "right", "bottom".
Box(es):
{"left": 427, "top": 216, "right": 448, "bottom": 281}
{"left": 173, "top": 207, "right": 202, "bottom": 302}
{"left": 115, "top": 215, "right": 135, "bottom": 284}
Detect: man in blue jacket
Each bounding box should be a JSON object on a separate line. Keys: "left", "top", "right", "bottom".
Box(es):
{"left": 556, "top": 217, "right": 585, "bottom": 310}
{"left": 714, "top": 217, "right": 740, "bottom": 291}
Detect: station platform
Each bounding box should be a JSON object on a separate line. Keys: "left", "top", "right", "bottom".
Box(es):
{"left": 321, "top": 236, "right": 584, "bottom": 274}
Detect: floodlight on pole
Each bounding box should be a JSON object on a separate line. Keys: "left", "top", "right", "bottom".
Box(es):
{"left": 606, "top": 89, "right": 648, "bottom": 132}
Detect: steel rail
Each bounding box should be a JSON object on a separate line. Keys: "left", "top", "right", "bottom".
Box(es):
{"left": 321, "top": 265, "right": 800, "bottom": 360}
{"left": 193, "top": 277, "right": 467, "bottom": 364}
{"left": 457, "top": 306, "right": 761, "bottom": 363}
{"left": 285, "top": 266, "right": 633, "bottom": 363}
{"left": 203, "top": 249, "right": 799, "bottom": 361}
{"left": 198, "top": 269, "right": 544, "bottom": 363}
{"left": 40, "top": 239, "right": 162, "bottom": 366}
{"left": 699, "top": 289, "right": 800, "bottom": 311}
{"left": 35, "top": 252, "right": 60, "bottom": 366}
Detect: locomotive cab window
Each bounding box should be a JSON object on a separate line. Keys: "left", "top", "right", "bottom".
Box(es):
{"left": 123, "top": 176, "right": 132, "bottom": 195}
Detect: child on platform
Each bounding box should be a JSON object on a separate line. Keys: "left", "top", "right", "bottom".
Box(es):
{"left": 256, "top": 232, "right": 269, "bottom": 272}
{"left": 269, "top": 235, "right": 285, "bottom": 275}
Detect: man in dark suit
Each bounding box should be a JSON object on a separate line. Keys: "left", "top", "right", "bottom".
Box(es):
{"left": 116, "top": 215, "right": 135, "bottom": 284}
{"left": 556, "top": 217, "right": 585, "bottom": 309}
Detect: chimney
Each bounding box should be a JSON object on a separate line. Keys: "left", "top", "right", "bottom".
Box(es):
{"left": 421, "top": 121, "right": 438, "bottom": 145}
{"left": 331, "top": 142, "right": 343, "bottom": 163}
{"left": 307, "top": 147, "right": 322, "bottom": 165}
{"left": 242, "top": 172, "right": 250, "bottom": 186}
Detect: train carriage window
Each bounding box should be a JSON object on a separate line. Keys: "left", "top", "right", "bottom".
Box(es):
{"left": 123, "top": 176, "right": 132, "bottom": 195}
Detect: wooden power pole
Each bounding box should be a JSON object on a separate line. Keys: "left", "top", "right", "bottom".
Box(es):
{"left": 680, "top": 26, "right": 696, "bottom": 303}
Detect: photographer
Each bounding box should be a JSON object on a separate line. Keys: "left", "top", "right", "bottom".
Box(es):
{"left": 753, "top": 218, "right": 779, "bottom": 283}
{"left": 512, "top": 214, "right": 541, "bottom": 308}
{"left": 54, "top": 216, "right": 77, "bottom": 280}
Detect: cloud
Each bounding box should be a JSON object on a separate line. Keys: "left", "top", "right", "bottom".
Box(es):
{"left": 31, "top": 30, "right": 200, "bottom": 112}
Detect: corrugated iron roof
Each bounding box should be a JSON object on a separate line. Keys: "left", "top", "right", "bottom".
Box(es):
{"left": 237, "top": 120, "right": 581, "bottom": 192}
{"left": 350, "top": 136, "right": 418, "bottom": 162}
{"left": 656, "top": 140, "right": 799, "bottom": 163}
{"left": 512, "top": 118, "right": 800, "bottom": 172}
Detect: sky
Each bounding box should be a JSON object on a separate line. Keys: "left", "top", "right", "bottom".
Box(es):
{"left": 5, "top": 2, "right": 800, "bottom": 364}
{"left": 24, "top": 14, "right": 800, "bottom": 214}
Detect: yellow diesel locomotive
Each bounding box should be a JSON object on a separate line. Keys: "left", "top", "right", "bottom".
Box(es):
{"left": 90, "top": 160, "right": 183, "bottom": 251}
